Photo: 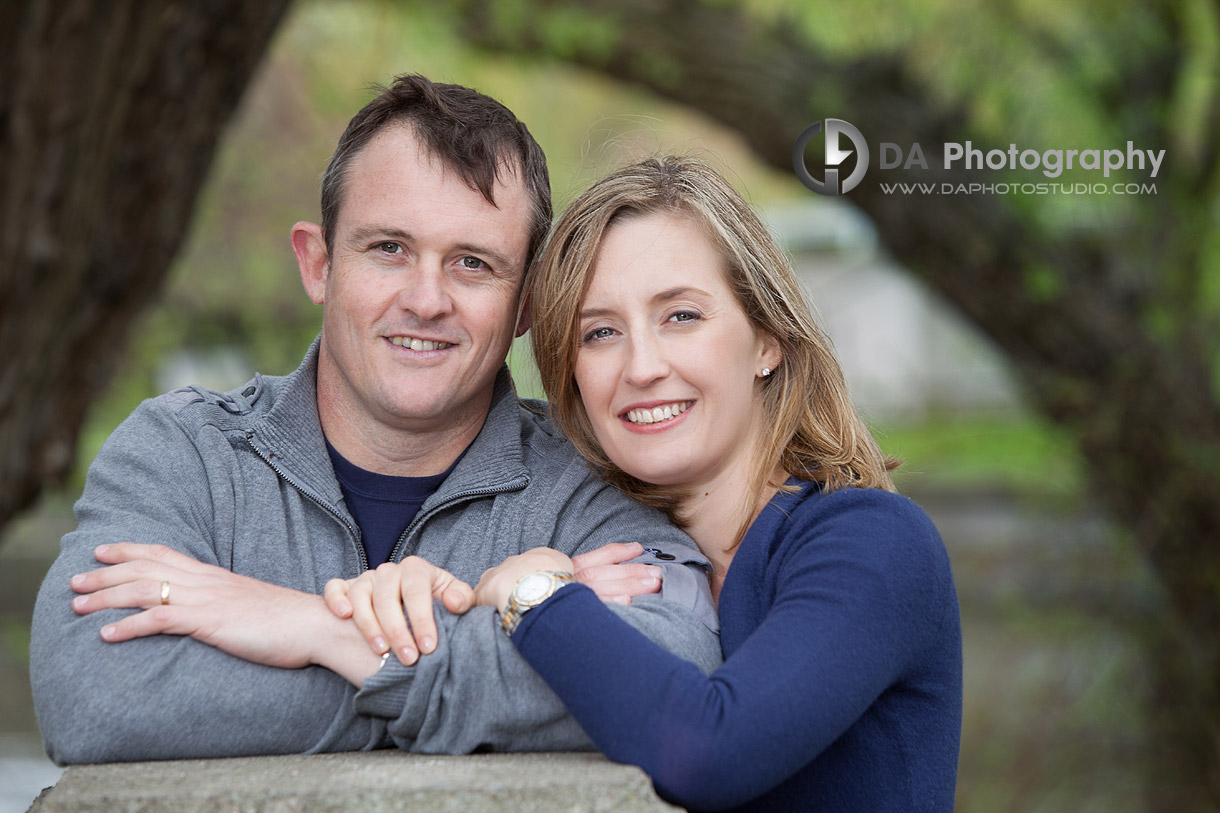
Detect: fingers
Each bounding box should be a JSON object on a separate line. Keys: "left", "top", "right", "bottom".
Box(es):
{"left": 571, "top": 541, "right": 644, "bottom": 572}
{"left": 323, "top": 578, "right": 353, "bottom": 618}
{"left": 575, "top": 562, "right": 663, "bottom": 603}
{"left": 92, "top": 542, "right": 191, "bottom": 567}
{"left": 98, "top": 605, "right": 182, "bottom": 642}
{"left": 346, "top": 574, "right": 391, "bottom": 657}
{"left": 379, "top": 561, "right": 424, "bottom": 665}
{"left": 439, "top": 579, "right": 475, "bottom": 615}
{"left": 71, "top": 578, "right": 168, "bottom": 615}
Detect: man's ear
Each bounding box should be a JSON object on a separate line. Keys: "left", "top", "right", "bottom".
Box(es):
{"left": 514, "top": 292, "right": 532, "bottom": 338}
{"left": 291, "top": 222, "right": 329, "bottom": 305}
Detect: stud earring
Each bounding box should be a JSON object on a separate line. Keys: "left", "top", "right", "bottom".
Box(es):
{"left": 761, "top": 368, "right": 772, "bottom": 377}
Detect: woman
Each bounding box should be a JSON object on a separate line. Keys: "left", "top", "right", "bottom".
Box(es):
{"left": 328, "top": 157, "right": 962, "bottom": 812}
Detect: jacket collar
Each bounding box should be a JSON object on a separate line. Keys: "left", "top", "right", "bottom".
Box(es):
{"left": 249, "top": 338, "right": 528, "bottom": 510}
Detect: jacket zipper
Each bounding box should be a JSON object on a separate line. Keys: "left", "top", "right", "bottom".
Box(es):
{"left": 388, "top": 478, "right": 529, "bottom": 564}
{"left": 246, "top": 431, "right": 369, "bottom": 573}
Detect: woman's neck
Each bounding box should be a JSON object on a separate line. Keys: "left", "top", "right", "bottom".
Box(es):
{"left": 680, "top": 460, "right": 786, "bottom": 604}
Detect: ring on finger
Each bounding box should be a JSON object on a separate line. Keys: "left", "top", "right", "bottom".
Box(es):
{"left": 160, "top": 580, "right": 170, "bottom": 606}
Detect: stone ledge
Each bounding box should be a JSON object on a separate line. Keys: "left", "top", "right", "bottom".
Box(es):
{"left": 28, "top": 751, "right": 682, "bottom": 812}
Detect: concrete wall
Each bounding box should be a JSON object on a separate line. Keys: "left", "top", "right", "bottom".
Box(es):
{"left": 29, "top": 752, "right": 679, "bottom": 812}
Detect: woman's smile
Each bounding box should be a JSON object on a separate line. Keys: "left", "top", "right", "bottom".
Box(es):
{"left": 574, "top": 211, "right": 779, "bottom": 490}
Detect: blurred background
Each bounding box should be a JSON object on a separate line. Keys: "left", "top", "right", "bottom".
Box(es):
{"left": 2, "top": 0, "right": 1216, "bottom": 810}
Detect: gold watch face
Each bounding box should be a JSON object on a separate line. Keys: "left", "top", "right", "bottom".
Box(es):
{"left": 515, "top": 572, "right": 554, "bottom": 604}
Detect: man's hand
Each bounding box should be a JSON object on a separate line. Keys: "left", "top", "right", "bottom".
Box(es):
{"left": 323, "top": 557, "right": 474, "bottom": 666}
{"left": 571, "top": 542, "right": 662, "bottom": 604}
{"left": 70, "top": 542, "right": 381, "bottom": 686}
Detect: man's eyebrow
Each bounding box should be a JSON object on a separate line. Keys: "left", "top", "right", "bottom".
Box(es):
{"left": 348, "top": 225, "right": 413, "bottom": 245}
{"left": 579, "top": 286, "right": 711, "bottom": 320}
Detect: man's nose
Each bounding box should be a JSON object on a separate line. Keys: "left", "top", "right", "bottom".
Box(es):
{"left": 396, "top": 265, "right": 453, "bottom": 321}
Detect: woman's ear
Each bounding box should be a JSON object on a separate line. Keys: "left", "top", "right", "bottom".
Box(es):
{"left": 758, "top": 332, "right": 783, "bottom": 377}
{"left": 291, "top": 221, "right": 329, "bottom": 305}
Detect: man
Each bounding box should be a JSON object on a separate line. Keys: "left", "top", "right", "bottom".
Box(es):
{"left": 30, "top": 74, "right": 719, "bottom": 764}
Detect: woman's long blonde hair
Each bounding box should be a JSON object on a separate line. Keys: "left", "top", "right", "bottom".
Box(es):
{"left": 528, "top": 156, "right": 897, "bottom": 542}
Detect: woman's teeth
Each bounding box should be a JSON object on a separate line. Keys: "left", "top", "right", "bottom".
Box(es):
{"left": 625, "top": 401, "right": 692, "bottom": 425}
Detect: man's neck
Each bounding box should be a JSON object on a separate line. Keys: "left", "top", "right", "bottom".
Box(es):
{"left": 320, "top": 414, "right": 479, "bottom": 477}
{"left": 315, "top": 380, "right": 490, "bottom": 479}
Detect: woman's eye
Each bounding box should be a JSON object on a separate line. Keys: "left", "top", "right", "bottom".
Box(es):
{"left": 378, "top": 242, "right": 401, "bottom": 254}
{"left": 583, "top": 327, "right": 616, "bottom": 343}
{"left": 459, "top": 256, "right": 487, "bottom": 270}
{"left": 669, "top": 311, "right": 700, "bottom": 323}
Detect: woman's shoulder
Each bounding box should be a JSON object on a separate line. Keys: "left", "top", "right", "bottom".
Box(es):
{"left": 769, "top": 481, "right": 949, "bottom": 574}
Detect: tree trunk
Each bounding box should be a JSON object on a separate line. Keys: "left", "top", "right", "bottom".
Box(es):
{"left": 0, "top": 0, "right": 290, "bottom": 532}
{"left": 446, "top": 0, "right": 1220, "bottom": 806}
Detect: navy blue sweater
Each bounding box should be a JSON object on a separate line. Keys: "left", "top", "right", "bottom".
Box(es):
{"left": 514, "top": 482, "right": 962, "bottom": 811}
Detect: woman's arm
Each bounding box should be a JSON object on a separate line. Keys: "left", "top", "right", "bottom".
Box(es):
{"left": 510, "top": 490, "right": 958, "bottom": 811}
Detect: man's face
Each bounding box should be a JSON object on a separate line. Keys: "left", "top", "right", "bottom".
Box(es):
{"left": 306, "top": 125, "right": 532, "bottom": 437}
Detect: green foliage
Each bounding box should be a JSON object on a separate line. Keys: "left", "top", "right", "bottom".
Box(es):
{"left": 0, "top": 617, "right": 31, "bottom": 664}
{"left": 878, "top": 413, "right": 1085, "bottom": 498}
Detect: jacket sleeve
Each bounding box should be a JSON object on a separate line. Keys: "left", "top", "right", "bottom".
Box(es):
{"left": 354, "top": 474, "right": 723, "bottom": 753}
{"left": 29, "top": 400, "right": 384, "bottom": 764}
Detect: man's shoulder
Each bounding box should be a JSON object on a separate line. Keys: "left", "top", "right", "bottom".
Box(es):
{"left": 513, "top": 397, "right": 572, "bottom": 455}
{"left": 118, "top": 372, "right": 291, "bottom": 451}
{"left": 509, "top": 397, "right": 613, "bottom": 489}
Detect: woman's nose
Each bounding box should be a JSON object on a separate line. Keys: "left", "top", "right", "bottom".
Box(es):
{"left": 623, "top": 333, "right": 670, "bottom": 387}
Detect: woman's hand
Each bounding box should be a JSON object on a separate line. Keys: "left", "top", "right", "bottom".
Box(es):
{"left": 323, "top": 557, "right": 474, "bottom": 666}
{"left": 571, "top": 542, "right": 662, "bottom": 604}
{"left": 473, "top": 547, "right": 575, "bottom": 613}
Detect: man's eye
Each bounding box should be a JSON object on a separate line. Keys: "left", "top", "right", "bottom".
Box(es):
{"left": 378, "top": 242, "right": 401, "bottom": 254}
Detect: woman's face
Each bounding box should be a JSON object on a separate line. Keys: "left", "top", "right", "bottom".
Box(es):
{"left": 574, "top": 212, "right": 779, "bottom": 492}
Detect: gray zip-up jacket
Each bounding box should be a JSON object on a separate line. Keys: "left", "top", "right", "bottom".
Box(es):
{"left": 30, "top": 341, "right": 720, "bottom": 764}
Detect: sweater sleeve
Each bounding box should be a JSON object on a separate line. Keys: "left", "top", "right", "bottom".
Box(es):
{"left": 353, "top": 471, "right": 723, "bottom": 753}
{"left": 29, "top": 399, "right": 383, "bottom": 764}
{"left": 511, "top": 490, "right": 956, "bottom": 811}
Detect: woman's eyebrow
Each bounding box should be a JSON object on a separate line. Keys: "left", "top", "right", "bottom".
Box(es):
{"left": 579, "top": 287, "right": 712, "bottom": 320}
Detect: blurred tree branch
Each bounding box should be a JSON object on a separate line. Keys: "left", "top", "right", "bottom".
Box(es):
{"left": 0, "top": 0, "right": 290, "bottom": 530}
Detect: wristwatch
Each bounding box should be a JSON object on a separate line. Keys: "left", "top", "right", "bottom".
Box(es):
{"left": 500, "top": 571, "right": 574, "bottom": 636}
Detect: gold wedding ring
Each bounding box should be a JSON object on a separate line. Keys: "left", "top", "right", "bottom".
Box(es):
{"left": 160, "top": 580, "right": 170, "bottom": 606}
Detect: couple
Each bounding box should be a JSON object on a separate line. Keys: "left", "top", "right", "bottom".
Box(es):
{"left": 31, "top": 74, "right": 960, "bottom": 811}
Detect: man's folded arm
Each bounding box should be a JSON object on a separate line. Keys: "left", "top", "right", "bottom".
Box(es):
{"left": 355, "top": 480, "right": 722, "bottom": 753}
{"left": 29, "top": 403, "right": 383, "bottom": 764}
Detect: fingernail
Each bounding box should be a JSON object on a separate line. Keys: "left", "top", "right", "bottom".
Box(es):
{"left": 373, "top": 636, "right": 387, "bottom": 654}
{"left": 399, "top": 646, "right": 416, "bottom": 664}
{"left": 337, "top": 601, "right": 351, "bottom": 616}
{"left": 101, "top": 626, "right": 116, "bottom": 640}
{"left": 648, "top": 565, "right": 663, "bottom": 576}
{"left": 96, "top": 545, "right": 109, "bottom": 556}
{"left": 72, "top": 596, "right": 88, "bottom": 609}
{"left": 420, "top": 635, "right": 435, "bottom": 653}
{"left": 70, "top": 574, "right": 85, "bottom": 587}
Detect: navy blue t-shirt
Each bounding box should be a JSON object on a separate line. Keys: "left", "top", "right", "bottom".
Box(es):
{"left": 325, "top": 441, "right": 455, "bottom": 567}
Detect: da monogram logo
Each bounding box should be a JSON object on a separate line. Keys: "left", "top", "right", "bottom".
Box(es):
{"left": 792, "top": 119, "right": 870, "bottom": 196}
